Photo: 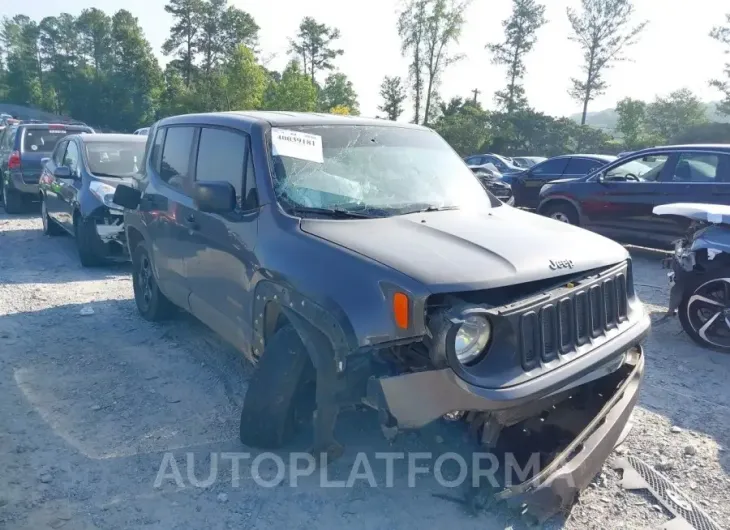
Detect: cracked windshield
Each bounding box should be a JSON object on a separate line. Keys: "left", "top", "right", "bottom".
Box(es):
{"left": 272, "top": 125, "right": 493, "bottom": 217}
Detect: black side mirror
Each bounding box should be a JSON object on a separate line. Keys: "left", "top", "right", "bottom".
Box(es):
{"left": 53, "top": 166, "right": 72, "bottom": 179}
{"left": 194, "top": 181, "right": 236, "bottom": 214}
{"left": 113, "top": 184, "right": 142, "bottom": 210}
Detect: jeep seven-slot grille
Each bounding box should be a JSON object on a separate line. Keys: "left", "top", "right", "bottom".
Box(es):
{"left": 520, "top": 269, "right": 629, "bottom": 371}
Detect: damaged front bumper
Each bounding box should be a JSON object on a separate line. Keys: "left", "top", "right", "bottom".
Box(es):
{"left": 366, "top": 313, "right": 649, "bottom": 520}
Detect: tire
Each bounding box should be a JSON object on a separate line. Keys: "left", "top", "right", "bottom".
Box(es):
{"left": 543, "top": 202, "right": 579, "bottom": 226}
{"left": 41, "top": 195, "right": 63, "bottom": 236}
{"left": 678, "top": 268, "right": 730, "bottom": 353}
{"left": 240, "top": 324, "right": 316, "bottom": 448}
{"left": 75, "top": 216, "right": 104, "bottom": 267}
{"left": 3, "top": 186, "right": 24, "bottom": 214}
{"left": 131, "top": 242, "right": 175, "bottom": 321}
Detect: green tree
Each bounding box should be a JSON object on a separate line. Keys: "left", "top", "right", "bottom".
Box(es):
{"left": 221, "top": 44, "right": 266, "bottom": 110}
{"left": 288, "top": 17, "right": 343, "bottom": 84}
{"left": 671, "top": 123, "right": 730, "bottom": 144}
{"left": 162, "top": 0, "right": 203, "bottom": 86}
{"left": 318, "top": 72, "right": 359, "bottom": 114}
{"left": 378, "top": 75, "right": 407, "bottom": 121}
{"left": 710, "top": 14, "right": 730, "bottom": 116}
{"left": 264, "top": 60, "right": 317, "bottom": 112}
{"left": 615, "top": 97, "right": 646, "bottom": 149}
{"left": 220, "top": 6, "right": 259, "bottom": 56}
{"left": 567, "top": 0, "right": 647, "bottom": 125}
{"left": 110, "top": 9, "right": 164, "bottom": 130}
{"left": 77, "top": 8, "right": 112, "bottom": 76}
{"left": 1, "top": 15, "right": 43, "bottom": 107}
{"left": 646, "top": 89, "right": 707, "bottom": 141}
{"left": 487, "top": 0, "right": 546, "bottom": 113}
{"left": 432, "top": 98, "right": 490, "bottom": 155}
{"left": 398, "top": 0, "right": 467, "bottom": 125}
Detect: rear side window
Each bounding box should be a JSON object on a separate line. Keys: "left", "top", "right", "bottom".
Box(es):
{"left": 564, "top": 158, "right": 603, "bottom": 175}
{"left": 62, "top": 142, "right": 80, "bottom": 174}
{"left": 53, "top": 141, "right": 68, "bottom": 165}
{"left": 195, "top": 127, "right": 247, "bottom": 201}
{"left": 22, "top": 128, "right": 69, "bottom": 153}
{"left": 532, "top": 158, "right": 568, "bottom": 176}
{"left": 670, "top": 153, "right": 725, "bottom": 183}
{"left": 149, "top": 128, "right": 165, "bottom": 174}
{"left": 159, "top": 127, "right": 194, "bottom": 189}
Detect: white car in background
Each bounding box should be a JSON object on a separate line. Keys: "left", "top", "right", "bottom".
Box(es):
{"left": 133, "top": 127, "right": 150, "bottom": 136}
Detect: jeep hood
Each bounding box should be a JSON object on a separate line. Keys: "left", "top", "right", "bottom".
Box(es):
{"left": 301, "top": 206, "right": 628, "bottom": 293}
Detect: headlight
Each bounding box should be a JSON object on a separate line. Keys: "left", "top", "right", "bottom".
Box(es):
{"left": 89, "top": 181, "right": 119, "bottom": 209}
{"left": 454, "top": 315, "right": 491, "bottom": 364}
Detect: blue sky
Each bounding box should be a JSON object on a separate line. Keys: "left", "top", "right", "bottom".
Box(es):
{"left": 6, "top": 0, "right": 729, "bottom": 119}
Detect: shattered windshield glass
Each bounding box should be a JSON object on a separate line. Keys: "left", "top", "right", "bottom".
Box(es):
{"left": 270, "top": 125, "right": 493, "bottom": 217}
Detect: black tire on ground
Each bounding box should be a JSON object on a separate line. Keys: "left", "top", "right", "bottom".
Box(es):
{"left": 678, "top": 268, "right": 730, "bottom": 353}
{"left": 131, "top": 241, "right": 175, "bottom": 321}
{"left": 543, "top": 202, "right": 579, "bottom": 226}
{"left": 75, "top": 216, "right": 104, "bottom": 267}
{"left": 3, "top": 187, "right": 24, "bottom": 214}
{"left": 41, "top": 195, "right": 63, "bottom": 236}
{"left": 240, "top": 324, "right": 316, "bottom": 448}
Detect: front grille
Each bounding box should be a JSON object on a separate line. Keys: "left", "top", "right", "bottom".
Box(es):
{"left": 520, "top": 267, "right": 629, "bottom": 370}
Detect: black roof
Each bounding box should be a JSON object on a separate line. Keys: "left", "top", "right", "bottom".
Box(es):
{"left": 159, "top": 111, "right": 427, "bottom": 130}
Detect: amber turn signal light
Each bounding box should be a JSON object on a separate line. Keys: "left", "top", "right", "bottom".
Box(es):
{"left": 393, "top": 292, "right": 409, "bottom": 329}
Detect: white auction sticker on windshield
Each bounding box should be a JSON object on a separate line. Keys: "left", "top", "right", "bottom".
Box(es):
{"left": 271, "top": 128, "right": 323, "bottom": 163}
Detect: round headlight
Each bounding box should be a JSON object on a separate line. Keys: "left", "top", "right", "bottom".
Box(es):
{"left": 454, "top": 315, "right": 491, "bottom": 364}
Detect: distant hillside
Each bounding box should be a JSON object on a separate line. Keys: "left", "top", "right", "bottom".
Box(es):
{"left": 570, "top": 101, "right": 730, "bottom": 132}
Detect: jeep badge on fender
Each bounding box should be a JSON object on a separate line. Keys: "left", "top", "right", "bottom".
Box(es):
{"left": 549, "top": 259, "right": 574, "bottom": 270}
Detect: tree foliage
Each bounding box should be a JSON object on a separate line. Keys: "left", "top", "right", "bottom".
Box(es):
{"left": 567, "top": 0, "right": 647, "bottom": 125}
{"left": 645, "top": 89, "right": 708, "bottom": 140}
{"left": 487, "top": 0, "right": 546, "bottom": 113}
{"left": 615, "top": 97, "right": 646, "bottom": 149}
{"left": 710, "top": 14, "right": 730, "bottom": 116}
{"left": 264, "top": 60, "right": 317, "bottom": 112}
{"left": 398, "top": 0, "right": 468, "bottom": 125}
{"left": 378, "top": 76, "right": 407, "bottom": 121}
{"left": 288, "top": 17, "right": 343, "bottom": 84}
{"left": 318, "top": 72, "right": 359, "bottom": 114}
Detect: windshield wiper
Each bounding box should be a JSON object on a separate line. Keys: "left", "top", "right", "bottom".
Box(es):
{"left": 398, "top": 205, "right": 460, "bottom": 215}
{"left": 92, "top": 172, "right": 127, "bottom": 178}
{"left": 287, "top": 206, "right": 376, "bottom": 219}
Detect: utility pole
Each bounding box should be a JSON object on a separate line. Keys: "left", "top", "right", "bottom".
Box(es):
{"left": 471, "top": 88, "right": 481, "bottom": 105}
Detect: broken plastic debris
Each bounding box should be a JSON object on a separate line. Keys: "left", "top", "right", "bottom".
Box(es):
{"left": 79, "top": 306, "right": 95, "bottom": 316}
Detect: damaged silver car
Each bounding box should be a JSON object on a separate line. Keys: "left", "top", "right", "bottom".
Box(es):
{"left": 656, "top": 202, "right": 730, "bottom": 352}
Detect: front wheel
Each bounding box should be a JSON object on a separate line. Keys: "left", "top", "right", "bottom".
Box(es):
{"left": 679, "top": 270, "right": 730, "bottom": 353}
{"left": 240, "top": 324, "right": 316, "bottom": 448}
{"left": 75, "top": 216, "right": 104, "bottom": 267}
{"left": 543, "top": 202, "right": 579, "bottom": 226}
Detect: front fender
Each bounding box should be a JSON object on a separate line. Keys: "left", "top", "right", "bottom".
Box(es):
{"left": 690, "top": 225, "right": 730, "bottom": 256}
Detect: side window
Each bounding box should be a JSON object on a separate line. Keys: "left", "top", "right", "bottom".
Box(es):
{"left": 53, "top": 141, "right": 68, "bottom": 165}
{"left": 532, "top": 158, "right": 568, "bottom": 176}
{"left": 564, "top": 158, "right": 602, "bottom": 175}
{"left": 465, "top": 156, "right": 482, "bottom": 165}
{"left": 195, "top": 127, "right": 247, "bottom": 206}
{"left": 485, "top": 156, "right": 505, "bottom": 171}
{"left": 62, "top": 142, "right": 80, "bottom": 174}
{"left": 160, "top": 126, "right": 194, "bottom": 189}
{"left": 149, "top": 127, "right": 165, "bottom": 174}
{"left": 606, "top": 155, "right": 668, "bottom": 182}
{"left": 669, "top": 153, "right": 720, "bottom": 183}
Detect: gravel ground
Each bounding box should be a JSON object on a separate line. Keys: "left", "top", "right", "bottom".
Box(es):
{"left": 0, "top": 212, "right": 728, "bottom": 530}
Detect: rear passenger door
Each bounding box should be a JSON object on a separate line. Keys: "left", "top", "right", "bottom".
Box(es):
{"left": 184, "top": 126, "right": 259, "bottom": 354}
{"left": 143, "top": 125, "right": 197, "bottom": 310}
{"left": 56, "top": 140, "right": 82, "bottom": 230}
{"left": 562, "top": 157, "right": 604, "bottom": 179}
{"left": 43, "top": 140, "right": 69, "bottom": 226}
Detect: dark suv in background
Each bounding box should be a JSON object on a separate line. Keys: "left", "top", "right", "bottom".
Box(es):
{"left": 510, "top": 154, "right": 614, "bottom": 209}
{"left": 0, "top": 122, "right": 94, "bottom": 213}
{"left": 537, "top": 145, "right": 730, "bottom": 248}
{"left": 112, "top": 111, "right": 649, "bottom": 519}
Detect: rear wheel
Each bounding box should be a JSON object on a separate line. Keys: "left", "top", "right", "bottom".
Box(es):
{"left": 41, "top": 195, "right": 63, "bottom": 236}
{"left": 131, "top": 242, "right": 175, "bottom": 321}
{"left": 75, "top": 216, "right": 104, "bottom": 267}
{"left": 679, "top": 269, "right": 730, "bottom": 353}
{"left": 3, "top": 186, "right": 24, "bottom": 214}
{"left": 543, "top": 202, "right": 579, "bottom": 226}
{"left": 240, "top": 324, "right": 316, "bottom": 448}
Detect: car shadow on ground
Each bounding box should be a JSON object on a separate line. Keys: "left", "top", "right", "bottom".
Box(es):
{"left": 1, "top": 299, "right": 572, "bottom": 529}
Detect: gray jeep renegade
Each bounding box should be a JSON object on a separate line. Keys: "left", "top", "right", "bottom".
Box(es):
{"left": 113, "top": 111, "right": 650, "bottom": 518}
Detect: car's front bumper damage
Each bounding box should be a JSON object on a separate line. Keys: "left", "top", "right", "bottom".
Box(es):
{"left": 365, "top": 312, "right": 649, "bottom": 520}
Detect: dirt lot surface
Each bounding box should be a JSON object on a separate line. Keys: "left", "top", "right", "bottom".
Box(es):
{"left": 1, "top": 211, "right": 729, "bottom": 530}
